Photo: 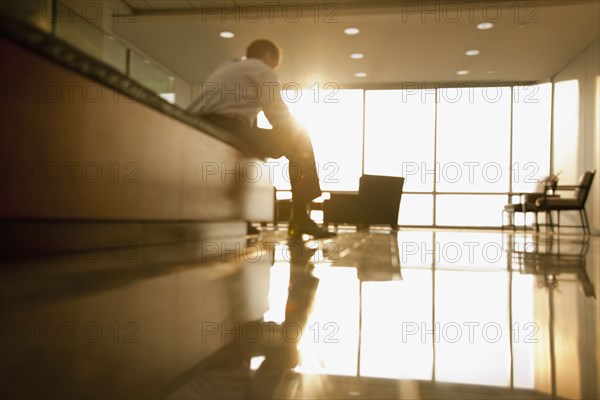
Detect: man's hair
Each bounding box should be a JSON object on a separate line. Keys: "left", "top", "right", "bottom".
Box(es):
{"left": 246, "top": 39, "right": 280, "bottom": 60}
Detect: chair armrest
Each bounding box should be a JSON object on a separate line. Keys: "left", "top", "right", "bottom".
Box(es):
{"left": 553, "top": 185, "right": 580, "bottom": 190}
{"left": 522, "top": 193, "right": 544, "bottom": 204}
{"left": 512, "top": 192, "right": 558, "bottom": 204}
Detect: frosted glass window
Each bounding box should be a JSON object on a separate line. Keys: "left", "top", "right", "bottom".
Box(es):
{"left": 512, "top": 84, "right": 552, "bottom": 192}
{"left": 437, "top": 87, "right": 511, "bottom": 193}
{"left": 552, "top": 80, "right": 580, "bottom": 183}
{"left": 364, "top": 90, "right": 436, "bottom": 192}
{"left": 399, "top": 194, "right": 434, "bottom": 226}
{"left": 285, "top": 89, "right": 364, "bottom": 191}
{"left": 436, "top": 195, "right": 506, "bottom": 227}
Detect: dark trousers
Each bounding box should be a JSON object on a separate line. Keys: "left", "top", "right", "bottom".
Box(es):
{"left": 203, "top": 114, "right": 322, "bottom": 204}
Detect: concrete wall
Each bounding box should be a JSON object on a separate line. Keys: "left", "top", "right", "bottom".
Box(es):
{"left": 550, "top": 37, "right": 600, "bottom": 399}
{"left": 0, "top": 38, "right": 273, "bottom": 222}
{"left": 552, "top": 38, "right": 600, "bottom": 234}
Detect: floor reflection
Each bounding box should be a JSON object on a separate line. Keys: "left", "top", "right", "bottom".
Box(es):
{"left": 166, "top": 238, "right": 321, "bottom": 399}
{"left": 164, "top": 230, "right": 598, "bottom": 399}
{"left": 4, "top": 229, "right": 594, "bottom": 399}
{"left": 509, "top": 234, "right": 595, "bottom": 298}
{"left": 294, "top": 230, "right": 596, "bottom": 399}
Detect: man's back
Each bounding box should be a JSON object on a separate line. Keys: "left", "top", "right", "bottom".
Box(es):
{"left": 187, "top": 58, "right": 280, "bottom": 127}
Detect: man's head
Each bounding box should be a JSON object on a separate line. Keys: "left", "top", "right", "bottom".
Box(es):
{"left": 246, "top": 39, "right": 281, "bottom": 69}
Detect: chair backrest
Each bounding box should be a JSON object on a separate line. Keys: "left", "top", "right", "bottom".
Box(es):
{"left": 358, "top": 175, "right": 405, "bottom": 224}
{"left": 575, "top": 170, "right": 596, "bottom": 205}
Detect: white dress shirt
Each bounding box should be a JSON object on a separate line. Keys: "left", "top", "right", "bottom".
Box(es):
{"left": 187, "top": 58, "right": 299, "bottom": 132}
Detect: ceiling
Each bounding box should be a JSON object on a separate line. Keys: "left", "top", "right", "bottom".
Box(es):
{"left": 111, "top": 0, "right": 600, "bottom": 87}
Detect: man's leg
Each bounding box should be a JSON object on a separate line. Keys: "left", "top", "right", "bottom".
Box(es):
{"left": 266, "top": 129, "right": 334, "bottom": 238}
{"left": 202, "top": 115, "right": 334, "bottom": 238}
{"left": 284, "top": 130, "right": 322, "bottom": 204}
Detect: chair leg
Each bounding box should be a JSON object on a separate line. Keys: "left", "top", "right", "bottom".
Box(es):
{"left": 583, "top": 208, "right": 592, "bottom": 235}
{"left": 556, "top": 211, "right": 560, "bottom": 233}
{"left": 547, "top": 211, "right": 554, "bottom": 233}
{"left": 578, "top": 210, "right": 584, "bottom": 233}
{"left": 503, "top": 210, "right": 516, "bottom": 231}
{"left": 502, "top": 209, "right": 515, "bottom": 231}
{"left": 534, "top": 212, "right": 539, "bottom": 232}
{"left": 583, "top": 209, "right": 591, "bottom": 234}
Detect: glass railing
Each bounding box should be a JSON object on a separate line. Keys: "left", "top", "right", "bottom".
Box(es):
{"left": 54, "top": 3, "right": 128, "bottom": 74}
{"left": 1, "top": 0, "right": 178, "bottom": 103}
{"left": 0, "top": 0, "right": 54, "bottom": 33}
{"left": 129, "top": 50, "right": 176, "bottom": 102}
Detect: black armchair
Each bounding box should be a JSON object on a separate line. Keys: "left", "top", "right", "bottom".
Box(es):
{"left": 535, "top": 170, "right": 596, "bottom": 234}
{"left": 323, "top": 175, "right": 405, "bottom": 230}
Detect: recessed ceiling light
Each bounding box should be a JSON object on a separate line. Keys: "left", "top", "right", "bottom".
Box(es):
{"left": 355, "top": 72, "right": 367, "bottom": 78}
{"left": 488, "top": 69, "right": 495, "bottom": 74}
{"left": 344, "top": 27, "right": 360, "bottom": 35}
{"left": 456, "top": 70, "right": 470, "bottom": 76}
{"left": 350, "top": 53, "right": 364, "bottom": 59}
{"left": 465, "top": 49, "right": 480, "bottom": 56}
{"left": 219, "top": 31, "right": 235, "bottom": 39}
{"left": 477, "top": 22, "right": 494, "bottom": 30}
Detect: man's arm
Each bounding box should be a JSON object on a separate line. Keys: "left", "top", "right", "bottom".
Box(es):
{"left": 260, "top": 71, "right": 303, "bottom": 133}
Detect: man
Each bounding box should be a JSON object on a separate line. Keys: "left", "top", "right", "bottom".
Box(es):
{"left": 188, "top": 39, "right": 335, "bottom": 239}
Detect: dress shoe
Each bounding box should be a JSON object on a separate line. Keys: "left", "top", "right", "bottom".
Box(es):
{"left": 289, "top": 218, "right": 336, "bottom": 239}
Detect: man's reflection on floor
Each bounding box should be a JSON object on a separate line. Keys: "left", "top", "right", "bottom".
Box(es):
{"left": 165, "top": 238, "right": 319, "bottom": 399}
{"left": 246, "top": 237, "right": 318, "bottom": 399}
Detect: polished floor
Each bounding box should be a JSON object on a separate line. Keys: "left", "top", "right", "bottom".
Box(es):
{"left": 1, "top": 227, "right": 598, "bottom": 399}
{"left": 164, "top": 227, "right": 599, "bottom": 400}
